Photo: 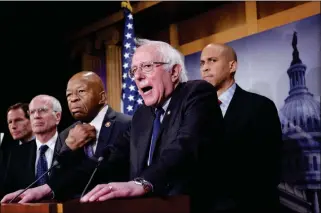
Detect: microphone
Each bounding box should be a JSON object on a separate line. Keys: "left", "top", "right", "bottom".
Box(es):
{"left": 9, "top": 160, "right": 60, "bottom": 203}
{"left": 80, "top": 156, "right": 104, "bottom": 198}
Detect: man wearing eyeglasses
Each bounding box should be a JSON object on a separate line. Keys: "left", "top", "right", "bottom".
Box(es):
{"left": 2, "top": 40, "right": 224, "bottom": 212}
{"left": 1, "top": 95, "right": 63, "bottom": 196}
{"left": 1, "top": 71, "right": 132, "bottom": 203}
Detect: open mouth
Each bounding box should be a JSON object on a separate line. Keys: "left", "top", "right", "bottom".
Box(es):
{"left": 141, "top": 86, "right": 153, "bottom": 94}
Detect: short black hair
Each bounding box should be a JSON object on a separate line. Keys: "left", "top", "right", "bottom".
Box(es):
{"left": 7, "top": 103, "right": 30, "bottom": 119}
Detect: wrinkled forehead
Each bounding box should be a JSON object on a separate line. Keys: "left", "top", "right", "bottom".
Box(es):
{"left": 29, "top": 97, "right": 52, "bottom": 109}
{"left": 132, "top": 46, "right": 160, "bottom": 66}
{"left": 67, "top": 78, "right": 89, "bottom": 90}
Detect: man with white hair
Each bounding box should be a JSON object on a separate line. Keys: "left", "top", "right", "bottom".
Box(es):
{"left": 79, "top": 39, "right": 224, "bottom": 212}
{"left": 2, "top": 40, "right": 224, "bottom": 212}
{"left": 1, "top": 95, "right": 63, "bottom": 197}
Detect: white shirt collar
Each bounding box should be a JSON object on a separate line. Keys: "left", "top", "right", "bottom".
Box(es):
{"left": 89, "top": 105, "right": 109, "bottom": 140}
{"left": 19, "top": 135, "right": 36, "bottom": 145}
{"left": 218, "top": 83, "right": 237, "bottom": 117}
{"left": 162, "top": 97, "right": 171, "bottom": 113}
{"left": 35, "top": 131, "right": 58, "bottom": 151}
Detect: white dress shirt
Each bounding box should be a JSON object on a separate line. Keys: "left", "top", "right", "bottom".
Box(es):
{"left": 89, "top": 105, "right": 109, "bottom": 153}
{"left": 160, "top": 98, "right": 171, "bottom": 123}
{"left": 35, "top": 131, "right": 58, "bottom": 174}
{"left": 218, "top": 83, "right": 237, "bottom": 117}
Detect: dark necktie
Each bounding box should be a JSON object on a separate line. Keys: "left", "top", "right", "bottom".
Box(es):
{"left": 147, "top": 108, "right": 164, "bottom": 166}
{"left": 84, "top": 142, "right": 94, "bottom": 158}
{"left": 36, "top": 145, "right": 49, "bottom": 186}
{"left": 218, "top": 99, "right": 222, "bottom": 105}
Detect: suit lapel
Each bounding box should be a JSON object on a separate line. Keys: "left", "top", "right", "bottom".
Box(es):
{"left": 137, "top": 107, "right": 154, "bottom": 172}
{"left": 224, "top": 85, "right": 245, "bottom": 135}
{"left": 154, "top": 83, "right": 184, "bottom": 145}
{"left": 51, "top": 134, "right": 63, "bottom": 168}
{"left": 27, "top": 141, "right": 37, "bottom": 178}
{"left": 137, "top": 83, "right": 184, "bottom": 170}
{"left": 95, "top": 107, "right": 116, "bottom": 157}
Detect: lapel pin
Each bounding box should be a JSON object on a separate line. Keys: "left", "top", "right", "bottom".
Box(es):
{"left": 105, "top": 121, "right": 111, "bottom": 127}
{"left": 167, "top": 111, "right": 171, "bottom": 115}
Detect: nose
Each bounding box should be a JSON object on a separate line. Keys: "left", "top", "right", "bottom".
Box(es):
{"left": 69, "top": 93, "right": 80, "bottom": 102}
{"left": 33, "top": 111, "right": 42, "bottom": 118}
{"left": 134, "top": 69, "right": 145, "bottom": 81}
{"left": 201, "top": 64, "right": 209, "bottom": 73}
{"left": 10, "top": 123, "right": 17, "bottom": 129}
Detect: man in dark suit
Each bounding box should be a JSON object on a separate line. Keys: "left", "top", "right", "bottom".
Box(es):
{"left": 2, "top": 103, "right": 34, "bottom": 150}
{"left": 1, "top": 95, "right": 63, "bottom": 199}
{"left": 200, "top": 43, "right": 283, "bottom": 212}
{"left": 1, "top": 71, "right": 131, "bottom": 203}
{"left": 2, "top": 40, "right": 224, "bottom": 212}
{"left": 78, "top": 40, "right": 223, "bottom": 211}
{"left": 0, "top": 103, "right": 35, "bottom": 166}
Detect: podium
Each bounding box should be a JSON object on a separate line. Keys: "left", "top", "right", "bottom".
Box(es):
{"left": 1, "top": 196, "right": 189, "bottom": 213}
{"left": 0, "top": 203, "right": 61, "bottom": 213}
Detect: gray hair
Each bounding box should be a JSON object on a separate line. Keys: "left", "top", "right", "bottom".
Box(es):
{"left": 134, "top": 38, "right": 188, "bottom": 82}
{"left": 30, "top": 94, "right": 62, "bottom": 113}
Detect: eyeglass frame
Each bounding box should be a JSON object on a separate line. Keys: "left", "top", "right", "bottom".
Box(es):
{"left": 28, "top": 106, "right": 56, "bottom": 117}
{"left": 129, "top": 61, "right": 169, "bottom": 78}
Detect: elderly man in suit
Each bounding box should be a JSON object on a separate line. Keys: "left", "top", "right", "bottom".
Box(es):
{"left": 78, "top": 40, "right": 223, "bottom": 212}
{"left": 1, "top": 71, "right": 131, "bottom": 203}
{"left": 200, "top": 43, "right": 282, "bottom": 212}
{"left": 2, "top": 95, "right": 63, "bottom": 198}
{"left": 2, "top": 41, "right": 224, "bottom": 213}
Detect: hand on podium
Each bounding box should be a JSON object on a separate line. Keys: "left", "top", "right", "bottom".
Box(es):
{"left": 1, "top": 184, "right": 52, "bottom": 203}
{"left": 80, "top": 181, "right": 146, "bottom": 203}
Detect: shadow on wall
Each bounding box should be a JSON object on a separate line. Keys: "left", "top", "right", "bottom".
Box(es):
{"left": 248, "top": 81, "right": 273, "bottom": 101}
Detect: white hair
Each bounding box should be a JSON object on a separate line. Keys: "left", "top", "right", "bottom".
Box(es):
{"left": 51, "top": 96, "right": 62, "bottom": 113}
{"left": 30, "top": 94, "right": 62, "bottom": 113}
{"left": 134, "top": 38, "right": 188, "bottom": 82}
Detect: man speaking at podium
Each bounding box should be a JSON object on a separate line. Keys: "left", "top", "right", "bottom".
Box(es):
{"left": 2, "top": 40, "right": 224, "bottom": 213}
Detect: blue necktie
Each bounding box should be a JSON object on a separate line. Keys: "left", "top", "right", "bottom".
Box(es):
{"left": 36, "top": 145, "right": 49, "bottom": 186}
{"left": 147, "top": 108, "right": 164, "bottom": 166}
{"left": 84, "top": 143, "right": 94, "bottom": 158}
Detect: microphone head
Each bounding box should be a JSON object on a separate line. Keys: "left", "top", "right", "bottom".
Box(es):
{"left": 98, "top": 157, "right": 104, "bottom": 162}
{"left": 52, "top": 160, "right": 59, "bottom": 167}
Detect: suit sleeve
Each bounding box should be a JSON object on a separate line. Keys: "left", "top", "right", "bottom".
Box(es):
{"left": 48, "top": 122, "right": 131, "bottom": 200}
{"left": 138, "top": 83, "right": 224, "bottom": 194}
{"left": 251, "top": 98, "right": 283, "bottom": 202}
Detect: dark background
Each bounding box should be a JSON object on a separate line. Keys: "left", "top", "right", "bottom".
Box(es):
{"left": 0, "top": 2, "right": 121, "bottom": 135}
{"left": 0, "top": 1, "right": 225, "bottom": 138}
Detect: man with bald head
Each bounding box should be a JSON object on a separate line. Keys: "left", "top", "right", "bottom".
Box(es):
{"left": 1, "top": 71, "right": 131, "bottom": 203}
{"left": 3, "top": 40, "right": 224, "bottom": 213}
{"left": 201, "top": 43, "right": 282, "bottom": 212}
{"left": 1, "top": 95, "right": 63, "bottom": 199}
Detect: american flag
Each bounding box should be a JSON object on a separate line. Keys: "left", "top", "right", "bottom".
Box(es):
{"left": 121, "top": 3, "right": 143, "bottom": 116}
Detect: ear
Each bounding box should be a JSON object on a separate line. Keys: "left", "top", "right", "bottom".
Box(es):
{"left": 55, "top": 112, "right": 62, "bottom": 125}
{"left": 98, "top": 91, "right": 107, "bottom": 105}
{"left": 170, "top": 64, "right": 181, "bottom": 83}
{"left": 229, "top": 60, "right": 237, "bottom": 75}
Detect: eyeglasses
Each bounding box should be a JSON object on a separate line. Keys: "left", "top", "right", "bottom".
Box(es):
{"left": 129, "top": 61, "right": 169, "bottom": 78}
{"left": 28, "top": 107, "right": 52, "bottom": 117}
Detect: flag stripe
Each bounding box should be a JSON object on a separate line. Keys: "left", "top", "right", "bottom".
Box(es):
{"left": 121, "top": 7, "right": 143, "bottom": 115}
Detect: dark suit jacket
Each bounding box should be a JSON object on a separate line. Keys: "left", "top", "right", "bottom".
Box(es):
{"left": 0, "top": 150, "right": 6, "bottom": 198}
{"left": 49, "top": 106, "right": 132, "bottom": 199}
{"left": 216, "top": 84, "right": 282, "bottom": 212}
{"left": 2, "top": 135, "right": 63, "bottom": 196}
{"left": 50, "top": 80, "right": 224, "bottom": 212}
